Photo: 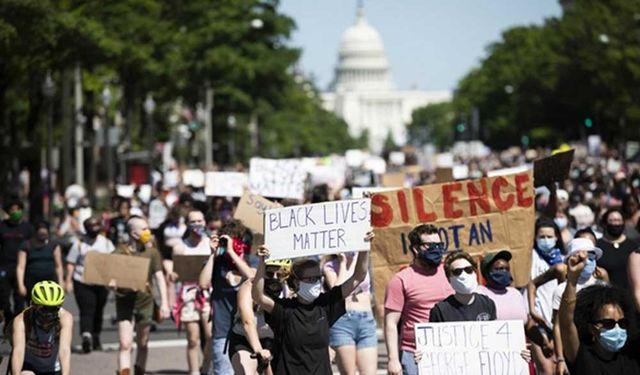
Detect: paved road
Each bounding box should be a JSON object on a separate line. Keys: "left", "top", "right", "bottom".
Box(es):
{"left": 0, "top": 293, "right": 390, "bottom": 374}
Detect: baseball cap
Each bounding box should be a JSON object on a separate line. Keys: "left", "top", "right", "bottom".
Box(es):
{"left": 566, "top": 238, "right": 603, "bottom": 260}
{"left": 481, "top": 250, "right": 512, "bottom": 277}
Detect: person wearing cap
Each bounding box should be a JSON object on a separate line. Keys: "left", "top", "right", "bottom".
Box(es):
{"left": 477, "top": 250, "right": 528, "bottom": 324}
{"left": 9, "top": 280, "right": 73, "bottom": 375}
{"left": 551, "top": 237, "right": 608, "bottom": 375}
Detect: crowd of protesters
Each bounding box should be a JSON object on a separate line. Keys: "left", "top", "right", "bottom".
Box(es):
{"left": 0, "top": 145, "right": 639, "bottom": 375}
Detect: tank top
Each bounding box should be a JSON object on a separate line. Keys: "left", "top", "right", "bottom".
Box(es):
{"left": 231, "top": 306, "right": 274, "bottom": 339}
{"left": 24, "top": 240, "right": 57, "bottom": 280}
{"left": 24, "top": 320, "right": 61, "bottom": 372}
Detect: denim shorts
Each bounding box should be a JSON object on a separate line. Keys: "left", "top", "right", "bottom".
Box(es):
{"left": 329, "top": 310, "right": 378, "bottom": 349}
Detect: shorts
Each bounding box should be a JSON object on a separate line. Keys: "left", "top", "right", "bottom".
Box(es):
{"left": 329, "top": 310, "right": 377, "bottom": 349}
{"left": 228, "top": 332, "right": 274, "bottom": 361}
{"left": 22, "top": 361, "right": 62, "bottom": 375}
{"left": 115, "top": 293, "right": 154, "bottom": 325}
{"left": 179, "top": 286, "right": 211, "bottom": 323}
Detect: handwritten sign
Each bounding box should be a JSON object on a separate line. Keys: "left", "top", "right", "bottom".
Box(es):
{"left": 249, "top": 158, "right": 307, "bottom": 200}
{"left": 264, "top": 199, "right": 371, "bottom": 260}
{"left": 234, "top": 191, "right": 282, "bottom": 235}
{"left": 173, "top": 255, "right": 210, "bottom": 282}
{"left": 83, "top": 252, "right": 150, "bottom": 290}
{"left": 415, "top": 320, "right": 528, "bottom": 375}
{"left": 205, "top": 172, "right": 248, "bottom": 197}
{"left": 370, "top": 171, "right": 535, "bottom": 305}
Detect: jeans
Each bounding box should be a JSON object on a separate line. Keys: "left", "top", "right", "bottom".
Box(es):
{"left": 73, "top": 280, "right": 109, "bottom": 336}
{"left": 401, "top": 350, "right": 418, "bottom": 375}
{"left": 212, "top": 337, "right": 233, "bottom": 375}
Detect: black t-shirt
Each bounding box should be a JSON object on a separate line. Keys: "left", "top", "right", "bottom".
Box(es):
{"left": 429, "top": 293, "right": 497, "bottom": 322}
{"left": 21, "top": 240, "right": 58, "bottom": 280}
{"left": 567, "top": 341, "right": 640, "bottom": 375}
{"left": 596, "top": 238, "right": 639, "bottom": 289}
{"left": 0, "top": 220, "right": 34, "bottom": 270}
{"left": 266, "top": 286, "right": 346, "bottom": 375}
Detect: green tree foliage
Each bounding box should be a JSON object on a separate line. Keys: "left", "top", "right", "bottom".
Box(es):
{"left": 407, "top": 102, "right": 455, "bottom": 150}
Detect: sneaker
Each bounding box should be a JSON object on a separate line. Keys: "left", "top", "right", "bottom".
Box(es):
{"left": 82, "top": 332, "right": 92, "bottom": 353}
{"left": 92, "top": 335, "right": 103, "bottom": 351}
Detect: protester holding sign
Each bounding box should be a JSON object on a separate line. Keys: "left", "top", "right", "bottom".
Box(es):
{"left": 111, "top": 216, "right": 169, "bottom": 375}
{"left": 558, "top": 251, "right": 640, "bottom": 374}
{"left": 64, "top": 217, "right": 115, "bottom": 353}
{"left": 323, "top": 252, "right": 377, "bottom": 375}
{"left": 168, "top": 210, "right": 213, "bottom": 375}
{"left": 251, "top": 232, "right": 372, "bottom": 375}
{"left": 383, "top": 224, "right": 453, "bottom": 375}
{"left": 477, "top": 250, "right": 528, "bottom": 324}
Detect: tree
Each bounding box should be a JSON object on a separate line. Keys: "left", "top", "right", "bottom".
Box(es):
{"left": 407, "top": 101, "right": 455, "bottom": 149}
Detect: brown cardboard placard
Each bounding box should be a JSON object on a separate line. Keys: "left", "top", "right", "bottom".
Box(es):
{"left": 83, "top": 252, "right": 150, "bottom": 290}
{"left": 533, "top": 149, "right": 574, "bottom": 187}
{"left": 233, "top": 190, "right": 282, "bottom": 235}
{"left": 370, "top": 170, "right": 535, "bottom": 305}
{"left": 173, "top": 255, "right": 210, "bottom": 282}
{"left": 381, "top": 172, "right": 405, "bottom": 187}
{"left": 434, "top": 167, "right": 454, "bottom": 183}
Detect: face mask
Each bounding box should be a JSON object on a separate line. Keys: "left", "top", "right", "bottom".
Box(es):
{"left": 9, "top": 210, "right": 23, "bottom": 222}
{"left": 598, "top": 326, "right": 627, "bottom": 353}
{"left": 297, "top": 280, "right": 323, "bottom": 303}
{"left": 418, "top": 243, "right": 445, "bottom": 266}
{"left": 578, "top": 257, "right": 596, "bottom": 283}
{"left": 448, "top": 271, "right": 478, "bottom": 295}
{"left": 554, "top": 217, "right": 568, "bottom": 230}
{"left": 606, "top": 224, "right": 625, "bottom": 238}
{"left": 188, "top": 224, "right": 207, "bottom": 237}
{"left": 264, "top": 278, "right": 284, "bottom": 300}
{"left": 36, "top": 234, "right": 49, "bottom": 243}
{"left": 139, "top": 229, "right": 152, "bottom": 244}
{"left": 536, "top": 238, "right": 556, "bottom": 253}
{"left": 487, "top": 270, "right": 513, "bottom": 289}
{"left": 35, "top": 307, "right": 59, "bottom": 330}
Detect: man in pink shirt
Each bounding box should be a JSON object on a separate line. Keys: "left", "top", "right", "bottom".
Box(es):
{"left": 384, "top": 224, "right": 454, "bottom": 375}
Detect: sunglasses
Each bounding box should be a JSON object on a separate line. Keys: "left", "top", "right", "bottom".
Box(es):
{"left": 592, "top": 318, "right": 629, "bottom": 330}
{"left": 419, "top": 242, "right": 445, "bottom": 251}
{"left": 451, "top": 266, "right": 475, "bottom": 277}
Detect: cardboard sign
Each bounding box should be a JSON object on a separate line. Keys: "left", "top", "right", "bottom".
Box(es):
{"left": 487, "top": 166, "right": 531, "bottom": 178}
{"left": 435, "top": 168, "right": 454, "bottom": 183}
{"left": 83, "top": 252, "right": 150, "bottom": 290}
{"left": 381, "top": 173, "right": 405, "bottom": 187}
{"left": 415, "top": 320, "right": 527, "bottom": 375}
{"left": 533, "top": 149, "right": 574, "bottom": 187}
{"left": 173, "top": 255, "right": 210, "bottom": 282}
{"left": 249, "top": 158, "right": 307, "bottom": 200}
{"left": 234, "top": 191, "right": 282, "bottom": 235}
{"left": 205, "top": 172, "right": 248, "bottom": 197}
{"left": 264, "top": 199, "right": 371, "bottom": 260}
{"left": 370, "top": 171, "right": 535, "bottom": 304}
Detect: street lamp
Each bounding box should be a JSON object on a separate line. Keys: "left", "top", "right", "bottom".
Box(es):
{"left": 144, "top": 93, "right": 156, "bottom": 183}
{"left": 102, "top": 86, "right": 113, "bottom": 202}
{"left": 42, "top": 73, "right": 56, "bottom": 223}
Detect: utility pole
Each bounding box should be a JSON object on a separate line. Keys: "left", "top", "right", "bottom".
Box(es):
{"left": 204, "top": 86, "right": 214, "bottom": 168}
{"left": 74, "top": 65, "right": 85, "bottom": 185}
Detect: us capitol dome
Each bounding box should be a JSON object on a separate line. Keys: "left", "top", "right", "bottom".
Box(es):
{"left": 322, "top": 4, "right": 451, "bottom": 153}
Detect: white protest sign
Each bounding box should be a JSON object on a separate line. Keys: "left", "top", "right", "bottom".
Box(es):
{"left": 116, "top": 184, "right": 135, "bottom": 198}
{"left": 249, "top": 158, "right": 307, "bottom": 200}
{"left": 205, "top": 172, "right": 248, "bottom": 197}
{"left": 415, "top": 320, "right": 527, "bottom": 375}
{"left": 182, "top": 169, "right": 205, "bottom": 188}
{"left": 264, "top": 199, "right": 371, "bottom": 260}
{"left": 487, "top": 165, "right": 531, "bottom": 178}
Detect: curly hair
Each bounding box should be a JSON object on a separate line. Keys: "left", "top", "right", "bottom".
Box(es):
{"left": 574, "top": 284, "right": 637, "bottom": 344}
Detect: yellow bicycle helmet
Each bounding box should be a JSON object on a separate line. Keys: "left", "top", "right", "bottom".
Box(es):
{"left": 265, "top": 258, "right": 292, "bottom": 270}
{"left": 31, "top": 281, "right": 65, "bottom": 307}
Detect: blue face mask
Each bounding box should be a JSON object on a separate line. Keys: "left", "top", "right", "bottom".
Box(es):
{"left": 536, "top": 238, "right": 556, "bottom": 253}
{"left": 598, "top": 326, "right": 627, "bottom": 353}
{"left": 418, "top": 243, "right": 445, "bottom": 266}
{"left": 487, "top": 270, "right": 513, "bottom": 289}
{"left": 578, "top": 257, "right": 596, "bottom": 283}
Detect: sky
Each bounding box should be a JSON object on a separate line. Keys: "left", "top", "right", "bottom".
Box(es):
{"left": 279, "top": 0, "right": 562, "bottom": 92}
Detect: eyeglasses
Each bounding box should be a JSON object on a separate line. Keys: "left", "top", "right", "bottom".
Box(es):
{"left": 592, "top": 318, "right": 629, "bottom": 330}
{"left": 451, "top": 266, "right": 475, "bottom": 277}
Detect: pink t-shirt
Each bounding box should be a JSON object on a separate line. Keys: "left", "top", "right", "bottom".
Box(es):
{"left": 476, "top": 285, "right": 528, "bottom": 324}
{"left": 384, "top": 264, "right": 453, "bottom": 352}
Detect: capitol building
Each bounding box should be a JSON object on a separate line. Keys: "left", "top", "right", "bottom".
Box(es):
{"left": 321, "top": 6, "right": 452, "bottom": 153}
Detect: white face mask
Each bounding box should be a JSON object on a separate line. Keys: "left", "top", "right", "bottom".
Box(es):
{"left": 297, "top": 280, "right": 323, "bottom": 303}
{"left": 449, "top": 271, "right": 478, "bottom": 295}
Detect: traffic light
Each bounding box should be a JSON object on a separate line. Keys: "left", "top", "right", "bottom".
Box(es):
{"left": 456, "top": 123, "right": 466, "bottom": 133}
{"left": 584, "top": 118, "right": 593, "bottom": 128}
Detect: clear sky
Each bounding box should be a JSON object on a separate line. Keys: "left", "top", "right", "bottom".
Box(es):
{"left": 279, "top": 0, "right": 562, "bottom": 92}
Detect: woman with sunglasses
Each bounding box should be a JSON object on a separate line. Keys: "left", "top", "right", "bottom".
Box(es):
{"left": 429, "top": 251, "right": 496, "bottom": 323}
{"left": 9, "top": 281, "right": 73, "bottom": 375}
{"left": 558, "top": 251, "right": 640, "bottom": 374}
{"left": 252, "top": 232, "right": 372, "bottom": 375}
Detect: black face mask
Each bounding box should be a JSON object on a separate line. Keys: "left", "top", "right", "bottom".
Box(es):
{"left": 606, "top": 224, "right": 625, "bottom": 238}
{"left": 264, "top": 278, "right": 283, "bottom": 300}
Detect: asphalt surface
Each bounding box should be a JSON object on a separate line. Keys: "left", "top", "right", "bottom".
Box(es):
{"left": 0, "top": 292, "right": 390, "bottom": 374}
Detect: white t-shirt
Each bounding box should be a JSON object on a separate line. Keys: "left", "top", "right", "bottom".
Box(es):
{"left": 530, "top": 250, "right": 558, "bottom": 329}
{"left": 182, "top": 238, "right": 211, "bottom": 255}
{"left": 551, "top": 276, "right": 604, "bottom": 311}
{"left": 66, "top": 235, "right": 115, "bottom": 282}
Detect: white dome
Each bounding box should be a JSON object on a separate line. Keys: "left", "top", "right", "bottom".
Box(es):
{"left": 330, "top": 7, "right": 392, "bottom": 91}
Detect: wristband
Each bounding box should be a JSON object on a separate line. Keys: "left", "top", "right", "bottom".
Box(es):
{"left": 556, "top": 357, "right": 565, "bottom": 363}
